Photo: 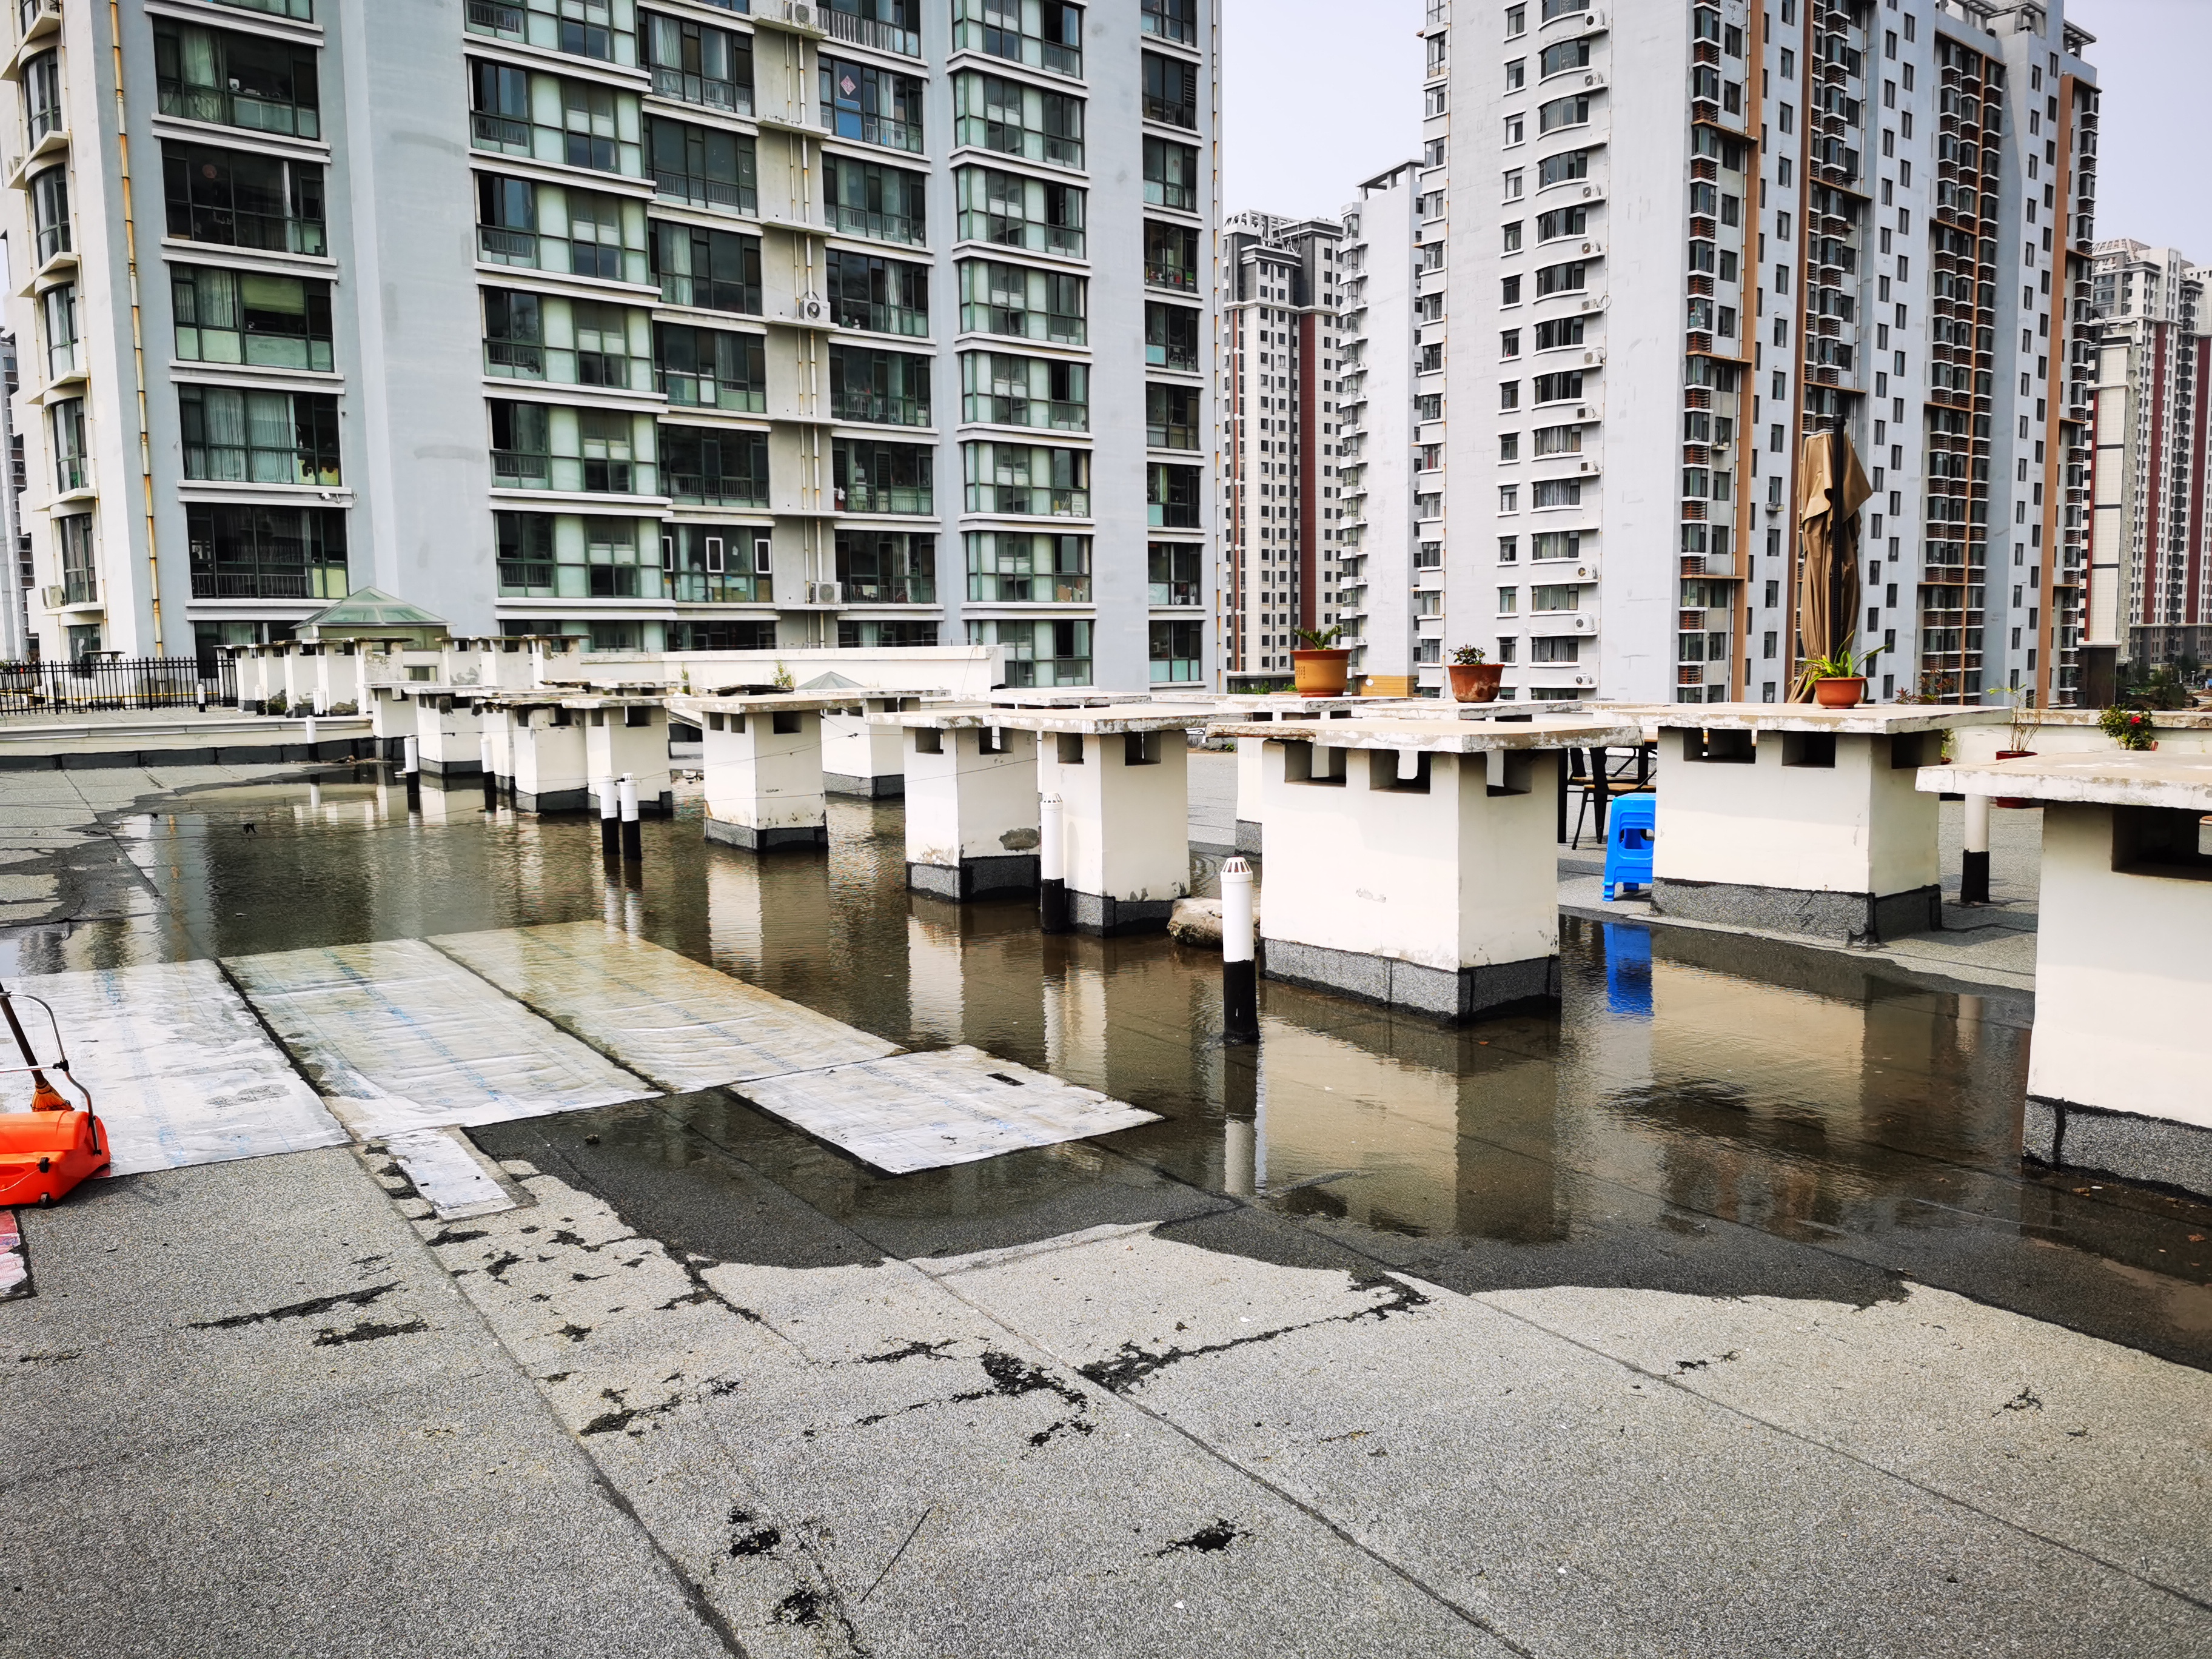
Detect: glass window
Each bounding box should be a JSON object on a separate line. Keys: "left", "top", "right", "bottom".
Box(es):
{"left": 662, "top": 521, "right": 769, "bottom": 605}
{"left": 660, "top": 424, "right": 766, "bottom": 506}
{"left": 652, "top": 223, "right": 762, "bottom": 314}
{"left": 654, "top": 323, "right": 766, "bottom": 412}
{"left": 833, "top": 438, "right": 933, "bottom": 514}
{"left": 646, "top": 118, "right": 756, "bottom": 212}
{"left": 1141, "top": 0, "right": 1195, "bottom": 45}
{"left": 968, "top": 617, "right": 1091, "bottom": 686}
{"left": 835, "top": 530, "right": 935, "bottom": 602}
{"left": 22, "top": 50, "right": 62, "bottom": 146}
{"left": 155, "top": 19, "right": 320, "bottom": 138}
{"left": 495, "top": 511, "right": 557, "bottom": 596}
{"left": 178, "top": 384, "right": 341, "bottom": 484}
{"left": 49, "top": 398, "right": 88, "bottom": 492}
{"left": 1145, "top": 383, "right": 1199, "bottom": 449}
{"left": 965, "top": 530, "right": 1090, "bottom": 600}
{"left": 187, "top": 502, "right": 347, "bottom": 599}
{"left": 56, "top": 513, "right": 97, "bottom": 605}
{"left": 820, "top": 56, "right": 925, "bottom": 152}
{"left": 1144, "top": 221, "right": 1199, "bottom": 290}
{"left": 830, "top": 344, "right": 933, "bottom": 425}
{"left": 824, "top": 156, "right": 928, "bottom": 246}
{"left": 958, "top": 260, "right": 1085, "bottom": 343}
{"left": 39, "top": 282, "right": 77, "bottom": 380}
{"left": 825, "top": 249, "right": 930, "bottom": 335}
{"left": 161, "top": 142, "right": 324, "bottom": 255}
{"left": 488, "top": 398, "right": 552, "bottom": 486}
{"left": 645, "top": 13, "right": 751, "bottom": 113}
{"left": 1147, "top": 461, "right": 1200, "bottom": 527}
{"left": 30, "top": 167, "right": 70, "bottom": 265}
{"left": 964, "top": 441, "right": 1091, "bottom": 516}
{"left": 1147, "top": 541, "right": 1201, "bottom": 606}
{"left": 1143, "top": 136, "right": 1199, "bottom": 212}
{"left": 1148, "top": 619, "right": 1202, "bottom": 683}
{"left": 954, "top": 70, "right": 1084, "bottom": 168}
{"left": 952, "top": 0, "right": 1082, "bottom": 76}
{"left": 173, "top": 269, "right": 334, "bottom": 370}
{"left": 960, "top": 352, "right": 1087, "bottom": 429}
{"left": 1145, "top": 302, "right": 1199, "bottom": 370}
{"left": 1142, "top": 50, "right": 1198, "bottom": 127}
{"left": 956, "top": 166, "right": 1084, "bottom": 256}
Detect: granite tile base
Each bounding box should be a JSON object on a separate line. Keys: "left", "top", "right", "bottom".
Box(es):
{"left": 512, "top": 786, "right": 591, "bottom": 814}
{"left": 2025, "top": 1096, "right": 2212, "bottom": 1200}
{"left": 825, "top": 772, "right": 905, "bottom": 799}
{"left": 1262, "top": 937, "right": 1561, "bottom": 1023}
{"left": 1235, "top": 818, "right": 1263, "bottom": 856}
{"left": 909, "top": 853, "right": 1039, "bottom": 900}
{"left": 420, "top": 757, "right": 484, "bottom": 779}
{"left": 1651, "top": 877, "right": 1941, "bottom": 946}
{"left": 703, "top": 817, "right": 827, "bottom": 852}
{"left": 1067, "top": 890, "right": 1175, "bottom": 937}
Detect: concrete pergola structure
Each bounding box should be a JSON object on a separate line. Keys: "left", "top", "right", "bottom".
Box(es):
{"left": 1213, "top": 715, "right": 1643, "bottom": 1021}
{"left": 1644, "top": 704, "right": 2009, "bottom": 945}
{"left": 478, "top": 687, "right": 671, "bottom": 814}
{"left": 870, "top": 705, "right": 1048, "bottom": 901}
{"left": 1919, "top": 752, "right": 2212, "bottom": 1198}
{"left": 668, "top": 690, "right": 876, "bottom": 851}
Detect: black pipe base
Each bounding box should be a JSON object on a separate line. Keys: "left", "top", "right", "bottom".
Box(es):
{"left": 1960, "top": 848, "right": 1991, "bottom": 906}
{"left": 1039, "top": 877, "right": 1069, "bottom": 935}
{"left": 601, "top": 817, "right": 620, "bottom": 858}
{"left": 621, "top": 819, "right": 643, "bottom": 862}
{"left": 1223, "top": 957, "right": 1259, "bottom": 1045}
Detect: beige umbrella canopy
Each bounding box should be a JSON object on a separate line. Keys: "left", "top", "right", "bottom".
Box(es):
{"left": 1792, "top": 429, "right": 1874, "bottom": 700}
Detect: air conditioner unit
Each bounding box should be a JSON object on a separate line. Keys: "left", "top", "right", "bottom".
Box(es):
{"left": 1582, "top": 347, "right": 1607, "bottom": 366}
{"left": 1574, "top": 615, "right": 1594, "bottom": 631}
{"left": 1572, "top": 672, "right": 1596, "bottom": 688}
{"left": 1575, "top": 405, "right": 1595, "bottom": 419}
{"left": 41, "top": 585, "right": 63, "bottom": 608}
{"left": 808, "top": 580, "right": 842, "bottom": 605}
{"left": 1573, "top": 564, "right": 1598, "bottom": 581}
{"left": 785, "top": 1, "right": 816, "bottom": 24}
{"left": 796, "top": 292, "right": 826, "bottom": 323}
{"left": 1582, "top": 72, "right": 1608, "bottom": 90}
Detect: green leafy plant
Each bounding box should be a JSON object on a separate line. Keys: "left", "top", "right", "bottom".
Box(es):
{"left": 1294, "top": 626, "right": 1344, "bottom": 651}
{"left": 1793, "top": 637, "right": 1883, "bottom": 697}
{"left": 325, "top": 700, "right": 358, "bottom": 716}
{"left": 1449, "top": 645, "right": 1488, "bottom": 666}
{"left": 1996, "top": 686, "right": 2043, "bottom": 752}
{"left": 771, "top": 659, "right": 796, "bottom": 691}
{"left": 263, "top": 691, "right": 288, "bottom": 716}
{"left": 2099, "top": 705, "right": 2157, "bottom": 751}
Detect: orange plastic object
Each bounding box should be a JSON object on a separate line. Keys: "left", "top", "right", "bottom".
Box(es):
{"left": 0, "top": 1106, "right": 107, "bottom": 1207}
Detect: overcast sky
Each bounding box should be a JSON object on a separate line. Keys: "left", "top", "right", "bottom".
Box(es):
{"left": 1222, "top": 0, "right": 2212, "bottom": 259}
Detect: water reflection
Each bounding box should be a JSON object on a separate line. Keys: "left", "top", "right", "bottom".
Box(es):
{"left": 6, "top": 769, "right": 2210, "bottom": 1367}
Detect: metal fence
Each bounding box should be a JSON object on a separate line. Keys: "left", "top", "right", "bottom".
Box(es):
{"left": 0, "top": 655, "right": 237, "bottom": 717}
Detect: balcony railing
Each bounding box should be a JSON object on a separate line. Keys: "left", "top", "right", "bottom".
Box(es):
{"left": 831, "top": 391, "right": 929, "bottom": 426}
{"left": 491, "top": 450, "right": 552, "bottom": 486}
{"left": 654, "top": 168, "right": 756, "bottom": 213}
{"left": 823, "top": 5, "right": 920, "bottom": 58}
{"left": 963, "top": 394, "right": 1085, "bottom": 431}
{"left": 839, "top": 576, "right": 934, "bottom": 603}
{"left": 828, "top": 201, "right": 924, "bottom": 246}
{"left": 652, "top": 67, "right": 750, "bottom": 115}
{"left": 478, "top": 226, "right": 539, "bottom": 266}
{"left": 467, "top": 0, "right": 526, "bottom": 38}
{"left": 485, "top": 340, "right": 545, "bottom": 377}
{"left": 836, "top": 483, "right": 933, "bottom": 514}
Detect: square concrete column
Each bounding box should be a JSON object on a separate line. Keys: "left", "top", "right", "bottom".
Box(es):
{"left": 510, "top": 703, "right": 591, "bottom": 812}
{"left": 1922, "top": 752, "right": 2212, "bottom": 1198}
{"left": 671, "top": 691, "right": 870, "bottom": 851}
{"left": 415, "top": 694, "right": 485, "bottom": 777}
{"left": 1218, "top": 715, "right": 1642, "bottom": 1021}
{"left": 889, "top": 714, "right": 1042, "bottom": 899}
{"left": 1032, "top": 716, "right": 1197, "bottom": 936}
{"left": 1649, "top": 705, "right": 2007, "bottom": 944}
{"left": 481, "top": 703, "right": 517, "bottom": 787}
{"left": 572, "top": 699, "right": 673, "bottom": 813}
{"left": 824, "top": 694, "right": 936, "bottom": 798}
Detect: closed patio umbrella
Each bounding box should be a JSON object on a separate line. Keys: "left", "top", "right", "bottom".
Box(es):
{"left": 1792, "top": 427, "right": 1874, "bottom": 700}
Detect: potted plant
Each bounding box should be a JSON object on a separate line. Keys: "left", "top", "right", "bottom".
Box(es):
{"left": 1795, "top": 638, "right": 1883, "bottom": 709}
{"left": 1447, "top": 645, "right": 1504, "bottom": 703}
{"left": 1291, "top": 625, "right": 1350, "bottom": 699}
{"left": 2098, "top": 705, "right": 2158, "bottom": 752}
{"left": 1992, "top": 689, "right": 2044, "bottom": 809}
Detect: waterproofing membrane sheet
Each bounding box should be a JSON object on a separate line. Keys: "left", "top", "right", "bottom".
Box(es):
{"left": 736, "top": 1044, "right": 1160, "bottom": 1175}
{"left": 377, "top": 1127, "right": 514, "bottom": 1221}
{"left": 431, "top": 921, "right": 899, "bottom": 1092}
{"left": 4, "top": 960, "right": 345, "bottom": 1176}
{"left": 225, "top": 939, "right": 654, "bottom": 1138}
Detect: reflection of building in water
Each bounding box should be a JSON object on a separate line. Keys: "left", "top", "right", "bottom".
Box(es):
{"left": 1253, "top": 1002, "right": 1565, "bottom": 1244}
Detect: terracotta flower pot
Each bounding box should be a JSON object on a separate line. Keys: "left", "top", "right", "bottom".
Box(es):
{"left": 1993, "top": 748, "right": 2035, "bottom": 810}
{"left": 1291, "top": 648, "right": 1350, "bottom": 699}
{"left": 1447, "top": 663, "right": 1504, "bottom": 703}
{"left": 1811, "top": 675, "right": 1866, "bottom": 709}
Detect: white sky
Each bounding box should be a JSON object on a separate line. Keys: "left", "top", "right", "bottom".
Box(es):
{"left": 1222, "top": 0, "right": 2212, "bottom": 260}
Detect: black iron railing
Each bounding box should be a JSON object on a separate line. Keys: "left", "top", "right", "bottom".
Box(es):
{"left": 0, "top": 655, "right": 237, "bottom": 716}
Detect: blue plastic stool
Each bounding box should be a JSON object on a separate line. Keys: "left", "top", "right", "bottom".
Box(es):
{"left": 1602, "top": 794, "right": 1655, "bottom": 900}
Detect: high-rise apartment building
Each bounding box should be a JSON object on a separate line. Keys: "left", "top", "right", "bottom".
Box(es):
{"left": 2087, "top": 239, "right": 2208, "bottom": 669}
{"left": 1418, "top": 0, "right": 2097, "bottom": 705}
{"left": 1217, "top": 208, "right": 1343, "bottom": 684}
{"left": 2, "top": 0, "right": 1218, "bottom": 689}
{"left": 0, "top": 330, "right": 26, "bottom": 658}
{"left": 1335, "top": 161, "right": 1425, "bottom": 696}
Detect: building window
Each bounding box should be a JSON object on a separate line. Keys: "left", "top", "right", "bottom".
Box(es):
{"left": 826, "top": 248, "right": 930, "bottom": 335}
{"left": 1532, "top": 479, "right": 1580, "bottom": 509}
{"left": 1537, "top": 148, "right": 1590, "bottom": 188}
{"left": 496, "top": 511, "right": 557, "bottom": 597}
{"left": 173, "top": 269, "right": 333, "bottom": 372}
{"left": 1142, "top": 50, "right": 1199, "bottom": 128}
{"left": 1145, "top": 302, "right": 1201, "bottom": 370}
{"left": 1532, "top": 635, "right": 1579, "bottom": 662}
{"left": 56, "top": 513, "right": 96, "bottom": 605}
{"left": 29, "top": 167, "right": 70, "bottom": 266}
{"left": 1532, "top": 583, "right": 1578, "bottom": 611}
{"left": 825, "top": 156, "right": 928, "bottom": 246}
{"left": 1147, "top": 541, "right": 1201, "bottom": 606}
{"left": 831, "top": 344, "right": 933, "bottom": 426}
{"left": 1532, "top": 370, "right": 1584, "bottom": 404}
{"left": 39, "top": 282, "right": 78, "bottom": 381}
{"left": 1150, "top": 620, "right": 1203, "bottom": 683}
{"left": 1533, "top": 423, "right": 1581, "bottom": 455}
{"left": 643, "top": 13, "right": 752, "bottom": 115}
{"left": 186, "top": 502, "right": 346, "bottom": 600}
{"left": 1147, "top": 461, "right": 1200, "bottom": 528}
{"left": 967, "top": 531, "right": 1091, "bottom": 601}
{"left": 822, "top": 55, "right": 925, "bottom": 152}
{"left": 954, "top": 70, "right": 1084, "bottom": 168}
{"left": 1535, "top": 261, "right": 1586, "bottom": 297}
{"left": 965, "top": 442, "right": 1092, "bottom": 517}
{"left": 662, "top": 522, "right": 769, "bottom": 605}
{"left": 488, "top": 400, "right": 552, "bottom": 488}
{"left": 662, "top": 425, "right": 768, "bottom": 507}
{"left": 836, "top": 531, "right": 936, "bottom": 603}
{"left": 962, "top": 351, "right": 1088, "bottom": 429}
{"left": 653, "top": 223, "right": 763, "bottom": 315}
{"left": 22, "top": 50, "right": 62, "bottom": 146}
{"left": 1144, "top": 220, "right": 1200, "bottom": 290}
{"left": 956, "top": 166, "right": 1085, "bottom": 256}
{"left": 1146, "top": 383, "right": 1201, "bottom": 450}
{"left": 646, "top": 118, "right": 757, "bottom": 213}
{"left": 1531, "top": 531, "right": 1581, "bottom": 560}
{"left": 833, "top": 438, "right": 934, "bottom": 515}
{"left": 161, "top": 142, "right": 324, "bottom": 255}
{"left": 654, "top": 323, "right": 766, "bottom": 412}
{"left": 1144, "top": 136, "right": 1201, "bottom": 212}
{"left": 954, "top": 0, "right": 1082, "bottom": 76}
{"left": 179, "top": 385, "right": 341, "bottom": 485}
{"left": 959, "top": 260, "right": 1086, "bottom": 343}
{"left": 970, "top": 617, "right": 1091, "bottom": 686}
{"left": 155, "top": 18, "right": 320, "bottom": 138}
{"left": 1141, "top": 0, "right": 1196, "bottom": 46}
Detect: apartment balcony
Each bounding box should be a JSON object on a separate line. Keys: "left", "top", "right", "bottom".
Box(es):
{"left": 824, "top": 4, "right": 921, "bottom": 58}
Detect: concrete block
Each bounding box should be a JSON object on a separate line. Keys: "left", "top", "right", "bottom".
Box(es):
{"left": 908, "top": 853, "right": 1037, "bottom": 900}
{"left": 1067, "top": 891, "right": 1175, "bottom": 937}
{"left": 513, "top": 787, "right": 592, "bottom": 814}
{"left": 1650, "top": 878, "right": 1942, "bottom": 945}
{"left": 1263, "top": 937, "right": 1559, "bottom": 1022}
{"left": 1234, "top": 817, "right": 1263, "bottom": 855}
{"left": 826, "top": 772, "right": 905, "bottom": 798}
{"left": 705, "top": 818, "right": 827, "bottom": 851}
{"left": 2028, "top": 1097, "right": 2212, "bottom": 1200}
